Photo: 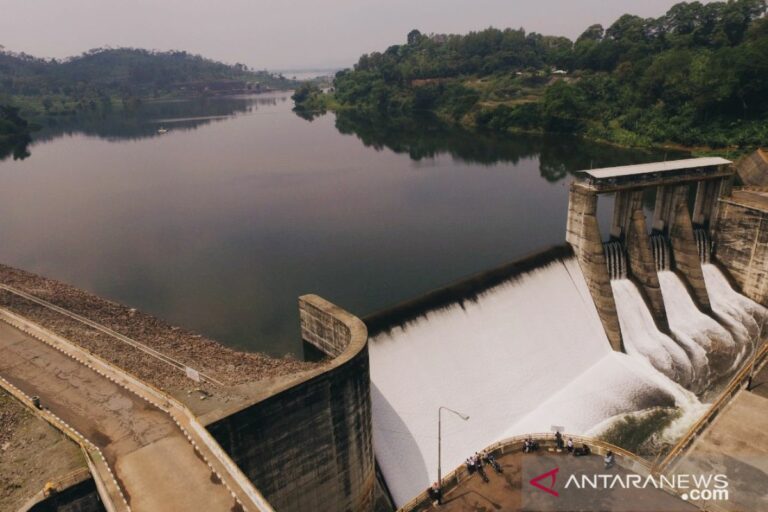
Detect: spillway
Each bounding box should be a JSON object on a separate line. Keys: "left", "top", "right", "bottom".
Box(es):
{"left": 369, "top": 255, "right": 697, "bottom": 506}
{"left": 610, "top": 279, "right": 694, "bottom": 387}
{"left": 657, "top": 270, "right": 737, "bottom": 390}
{"left": 703, "top": 263, "right": 768, "bottom": 367}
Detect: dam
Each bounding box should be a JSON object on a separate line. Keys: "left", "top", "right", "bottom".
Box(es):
{"left": 365, "top": 156, "right": 768, "bottom": 507}
{"left": 1, "top": 153, "right": 767, "bottom": 511}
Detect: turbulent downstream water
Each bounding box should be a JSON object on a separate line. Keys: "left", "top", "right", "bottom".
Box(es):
{"left": 613, "top": 266, "right": 767, "bottom": 394}
{"left": 0, "top": 92, "right": 678, "bottom": 355}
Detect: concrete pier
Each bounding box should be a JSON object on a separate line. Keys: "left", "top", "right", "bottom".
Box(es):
{"left": 625, "top": 192, "right": 669, "bottom": 332}
{"left": 566, "top": 184, "right": 623, "bottom": 351}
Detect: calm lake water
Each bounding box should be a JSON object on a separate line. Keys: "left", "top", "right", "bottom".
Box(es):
{"left": 0, "top": 92, "right": 680, "bottom": 356}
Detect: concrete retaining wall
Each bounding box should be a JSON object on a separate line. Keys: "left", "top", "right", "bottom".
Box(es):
{"left": 714, "top": 198, "right": 768, "bottom": 307}
{"left": 206, "top": 295, "right": 374, "bottom": 512}
{"left": 735, "top": 149, "right": 768, "bottom": 187}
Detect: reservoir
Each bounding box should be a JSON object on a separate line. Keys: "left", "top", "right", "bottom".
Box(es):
{"left": 0, "top": 91, "right": 677, "bottom": 356}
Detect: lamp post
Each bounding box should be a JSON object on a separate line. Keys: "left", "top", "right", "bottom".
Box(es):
{"left": 437, "top": 406, "right": 469, "bottom": 504}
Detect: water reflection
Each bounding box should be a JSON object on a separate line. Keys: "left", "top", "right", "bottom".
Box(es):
{"left": 332, "top": 111, "right": 683, "bottom": 180}
{"left": 0, "top": 138, "right": 31, "bottom": 161}
{"left": 32, "top": 94, "right": 288, "bottom": 144}
{"left": 0, "top": 93, "right": 684, "bottom": 356}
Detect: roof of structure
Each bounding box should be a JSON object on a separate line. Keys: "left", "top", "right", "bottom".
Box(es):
{"left": 579, "top": 157, "right": 731, "bottom": 180}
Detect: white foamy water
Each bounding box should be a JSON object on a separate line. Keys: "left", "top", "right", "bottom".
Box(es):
{"left": 370, "top": 258, "right": 694, "bottom": 506}
{"left": 658, "top": 271, "right": 737, "bottom": 389}
{"left": 369, "top": 259, "right": 765, "bottom": 506}
{"left": 703, "top": 263, "right": 768, "bottom": 366}
{"left": 611, "top": 279, "right": 694, "bottom": 387}
{"left": 505, "top": 351, "right": 697, "bottom": 436}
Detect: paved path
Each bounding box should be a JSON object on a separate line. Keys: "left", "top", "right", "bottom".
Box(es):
{"left": 0, "top": 321, "right": 239, "bottom": 512}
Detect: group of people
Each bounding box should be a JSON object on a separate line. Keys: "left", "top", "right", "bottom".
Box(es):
{"left": 552, "top": 431, "right": 592, "bottom": 457}
{"left": 427, "top": 451, "right": 504, "bottom": 505}
{"left": 522, "top": 437, "right": 540, "bottom": 453}
{"left": 427, "top": 436, "right": 617, "bottom": 505}
{"left": 464, "top": 450, "right": 503, "bottom": 482}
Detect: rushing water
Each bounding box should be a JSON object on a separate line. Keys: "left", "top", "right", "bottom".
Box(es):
{"left": 0, "top": 92, "right": 679, "bottom": 355}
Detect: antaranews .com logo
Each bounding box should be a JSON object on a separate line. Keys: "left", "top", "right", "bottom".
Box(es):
{"left": 522, "top": 456, "right": 729, "bottom": 512}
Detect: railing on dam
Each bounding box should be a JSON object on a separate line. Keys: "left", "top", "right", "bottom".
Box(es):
{"left": 397, "top": 354, "right": 768, "bottom": 512}
{"left": 397, "top": 433, "right": 653, "bottom": 512}
{"left": 655, "top": 339, "right": 768, "bottom": 474}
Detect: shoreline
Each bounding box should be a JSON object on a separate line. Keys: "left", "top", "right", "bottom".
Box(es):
{"left": 300, "top": 97, "right": 752, "bottom": 158}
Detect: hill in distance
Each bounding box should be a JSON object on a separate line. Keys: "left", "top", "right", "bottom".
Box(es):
{"left": 294, "top": 0, "right": 768, "bottom": 152}
{"left": 0, "top": 47, "right": 299, "bottom": 116}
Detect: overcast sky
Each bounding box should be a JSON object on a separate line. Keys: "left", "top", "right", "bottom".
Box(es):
{"left": 0, "top": 0, "right": 693, "bottom": 70}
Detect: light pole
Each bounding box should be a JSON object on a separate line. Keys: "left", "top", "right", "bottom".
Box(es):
{"left": 437, "top": 406, "right": 469, "bottom": 504}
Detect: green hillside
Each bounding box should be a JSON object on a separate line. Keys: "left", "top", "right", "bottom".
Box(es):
{"left": 0, "top": 47, "right": 298, "bottom": 116}
{"left": 295, "top": 0, "right": 768, "bottom": 151}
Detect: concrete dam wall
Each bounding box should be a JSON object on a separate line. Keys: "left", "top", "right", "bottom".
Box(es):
{"left": 714, "top": 190, "right": 768, "bottom": 307}
{"left": 206, "top": 295, "right": 374, "bottom": 512}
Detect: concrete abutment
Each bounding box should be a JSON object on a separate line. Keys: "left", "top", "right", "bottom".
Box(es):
{"left": 206, "top": 295, "right": 375, "bottom": 512}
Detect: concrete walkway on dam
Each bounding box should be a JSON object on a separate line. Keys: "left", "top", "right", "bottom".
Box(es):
{"left": 0, "top": 321, "right": 241, "bottom": 512}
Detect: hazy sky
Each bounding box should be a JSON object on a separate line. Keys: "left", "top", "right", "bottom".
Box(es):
{"left": 0, "top": 0, "right": 692, "bottom": 70}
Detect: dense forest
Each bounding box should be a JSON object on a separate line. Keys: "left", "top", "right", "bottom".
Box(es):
{"left": 0, "top": 47, "right": 297, "bottom": 117}
{"left": 295, "top": 0, "right": 768, "bottom": 150}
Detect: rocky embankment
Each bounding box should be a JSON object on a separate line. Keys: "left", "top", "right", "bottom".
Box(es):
{"left": 1, "top": 390, "right": 85, "bottom": 510}
{"left": 0, "top": 264, "right": 317, "bottom": 403}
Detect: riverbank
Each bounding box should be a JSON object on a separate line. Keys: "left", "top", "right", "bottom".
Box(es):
{"left": 294, "top": 93, "right": 745, "bottom": 158}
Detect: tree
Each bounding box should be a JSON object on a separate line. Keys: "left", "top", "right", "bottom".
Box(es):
{"left": 407, "top": 29, "right": 423, "bottom": 46}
